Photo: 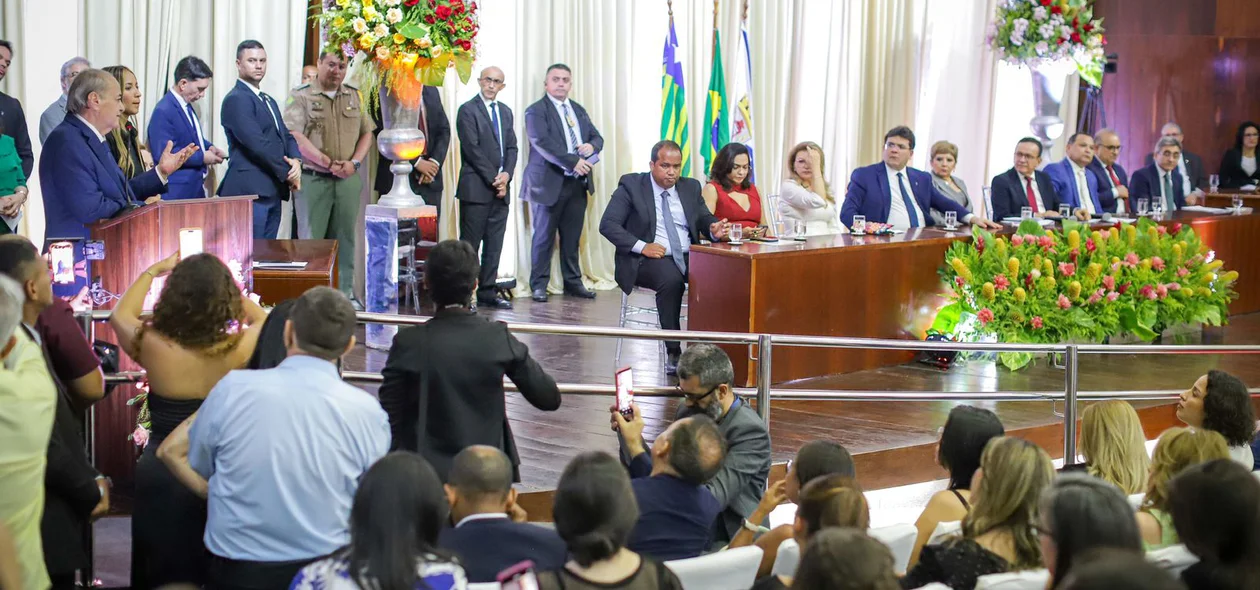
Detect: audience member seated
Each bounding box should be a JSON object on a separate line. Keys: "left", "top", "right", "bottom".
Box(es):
{"left": 1059, "top": 549, "right": 1185, "bottom": 590}
{"left": 1061, "top": 401, "right": 1148, "bottom": 495}
{"left": 0, "top": 236, "right": 109, "bottom": 589}
{"left": 103, "top": 65, "right": 158, "bottom": 185}
{"left": 380, "top": 240, "right": 560, "bottom": 481}
{"left": 109, "top": 251, "right": 266, "bottom": 588}
{"left": 1088, "top": 129, "right": 1129, "bottom": 214}
{"left": 291, "top": 452, "right": 468, "bottom": 590}
{"left": 1131, "top": 138, "right": 1204, "bottom": 212}
{"left": 612, "top": 409, "right": 725, "bottom": 561}
{"left": 703, "top": 142, "right": 765, "bottom": 232}
{"left": 1038, "top": 473, "right": 1143, "bottom": 589}
{"left": 778, "top": 142, "right": 842, "bottom": 235}
{"left": 614, "top": 344, "right": 771, "bottom": 547}
{"left": 1046, "top": 132, "right": 1106, "bottom": 217}
{"left": 1137, "top": 427, "right": 1230, "bottom": 550}
{"left": 788, "top": 528, "right": 900, "bottom": 590}
{"left": 751, "top": 474, "right": 871, "bottom": 590}
{"left": 438, "top": 446, "right": 567, "bottom": 582}
{"left": 1218, "top": 121, "right": 1260, "bottom": 189}
{"left": 911, "top": 405, "right": 1005, "bottom": 565}
{"left": 1143, "top": 122, "right": 1207, "bottom": 197}
{"left": 246, "top": 299, "right": 295, "bottom": 370}
{"left": 0, "top": 275, "right": 58, "bottom": 590}
{"left": 1168, "top": 459, "right": 1260, "bottom": 590}
{"left": 537, "top": 452, "right": 684, "bottom": 590}
{"left": 0, "top": 120, "right": 29, "bottom": 235}
{"left": 900, "top": 437, "right": 1055, "bottom": 590}
{"left": 928, "top": 140, "right": 973, "bottom": 225}
{"left": 1176, "top": 370, "right": 1256, "bottom": 468}
{"left": 732, "top": 441, "right": 857, "bottom": 578}
{"left": 184, "top": 287, "right": 390, "bottom": 589}
{"left": 990, "top": 137, "right": 1066, "bottom": 221}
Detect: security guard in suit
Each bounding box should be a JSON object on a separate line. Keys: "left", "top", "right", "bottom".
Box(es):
{"left": 283, "top": 50, "right": 374, "bottom": 295}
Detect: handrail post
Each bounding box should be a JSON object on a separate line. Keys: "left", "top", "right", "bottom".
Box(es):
{"left": 1063, "top": 345, "right": 1079, "bottom": 463}
{"left": 756, "top": 334, "right": 772, "bottom": 426}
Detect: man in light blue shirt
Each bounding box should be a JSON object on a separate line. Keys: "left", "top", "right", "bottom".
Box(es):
{"left": 188, "top": 286, "right": 389, "bottom": 589}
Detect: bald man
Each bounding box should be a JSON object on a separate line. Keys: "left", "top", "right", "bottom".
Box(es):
{"left": 299, "top": 65, "right": 317, "bottom": 87}
{"left": 455, "top": 66, "right": 518, "bottom": 310}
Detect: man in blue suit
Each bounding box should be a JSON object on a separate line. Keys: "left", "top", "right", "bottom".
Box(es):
{"left": 1046, "top": 132, "right": 1107, "bottom": 216}
{"left": 989, "top": 138, "right": 1066, "bottom": 222}
{"left": 840, "top": 126, "right": 999, "bottom": 231}
{"left": 41, "top": 69, "right": 196, "bottom": 241}
{"left": 438, "top": 446, "right": 567, "bottom": 583}
{"left": 148, "top": 56, "right": 227, "bottom": 200}
{"left": 217, "top": 40, "right": 301, "bottom": 238}
{"left": 1087, "top": 129, "right": 1129, "bottom": 214}
{"left": 1131, "top": 137, "right": 1203, "bottom": 212}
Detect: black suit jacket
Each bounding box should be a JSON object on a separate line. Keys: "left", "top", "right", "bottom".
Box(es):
{"left": 989, "top": 168, "right": 1063, "bottom": 221}
{"left": 455, "top": 96, "right": 518, "bottom": 204}
{"left": 518, "top": 96, "right": 603, "bottom": 206}
{"left": 438, "top": 517, "right": 568, "bottom": 583}
{"left": 217, "top": 80, "right": 301, "bottom": 200}
{"left": 1145, "top": 150, "right": 1206, "bottom": 190}
{"left": 1086, "top": 157, "right": 1128, "bottom": 213}
{"left": 0, "top": 91, "right": 33, "bottom": 178}
{"left": 1218, "top": 148, "right": 1260, "bottom": 189}
{"left": 373, "top": 86, "right": 451, "bottom": 206}
{"left": 599, "top": 174, "right": 718, "bottom": 294}
{"left": 1130, "top": 163, "right": 1188, "bottom": 209}
{"left": 377, "top": 308, "right": 560, "bottom": 481}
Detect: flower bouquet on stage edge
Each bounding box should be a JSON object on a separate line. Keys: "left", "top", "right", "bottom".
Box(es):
{"left": 987, "top": 0, "right": 1107, "bottom": 87}
{"left": 933, "top": 219, "right": 1238, "bottom": 371}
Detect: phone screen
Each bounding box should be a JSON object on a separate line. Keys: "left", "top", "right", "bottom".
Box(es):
{"left": 49, "top": 241, "right": 76, "bottom": 284}
{"left": 179, "top": 228, "right": 203, "bottom": 259}
{"left": 501, "top": 571, "right": 540, "bottom": 590}
{"left": 615, "top": 367, "right": 634, "bottom": 416}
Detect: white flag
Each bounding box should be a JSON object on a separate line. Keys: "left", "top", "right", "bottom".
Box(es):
{"left": 730, "top": 20, "right": 755, "bottom": 180}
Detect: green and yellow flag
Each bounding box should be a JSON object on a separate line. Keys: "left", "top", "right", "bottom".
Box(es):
{"left": 660, "top": 19, "right": 691, "bottom": 176}
{"left": 701, "top": 30, "right": 729, "bottom": 176}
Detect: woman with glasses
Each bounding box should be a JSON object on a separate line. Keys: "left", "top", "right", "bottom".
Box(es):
{"left": 1219, "top": 121, "right": 1260, "bottom": 189}
{"left": 703, "top": 142, "right": 766, "bottom": 236}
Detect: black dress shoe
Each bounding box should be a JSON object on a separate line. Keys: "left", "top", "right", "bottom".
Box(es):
{"left": 477, "top": 296, "right": 514, "bottom": 310}
{"left": 531, "top": 289, "right": 549, "bottom": 302}
{"left": 564, "top": 286, "right": 597, "bottom": 299}
{"left": 665, "top": 351, "right": 681, "bottom": 376}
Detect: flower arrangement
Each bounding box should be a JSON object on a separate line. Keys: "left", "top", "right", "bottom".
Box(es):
{"left": 987, "top": 0, "right": 1107, "bottom": 87}
{"left": 317, "top": 0, "right": 479, "bottom": 107}
{"left": 936, "top": 219, "right": 1237, "bottom": 370}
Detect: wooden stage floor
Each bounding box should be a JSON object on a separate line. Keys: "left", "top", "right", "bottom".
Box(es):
{"left": 345, "top": 291, "right": 1260, "bottom": 491}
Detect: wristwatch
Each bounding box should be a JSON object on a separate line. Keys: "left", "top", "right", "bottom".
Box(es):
{"left": 352, "top": 159, "right": 361, "bottom": 171}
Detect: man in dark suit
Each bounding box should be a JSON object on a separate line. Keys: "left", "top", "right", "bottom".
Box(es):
{"left": 614, "top": 344, "right": 770, "bottom": 548}
{"left": 456, "top": 66, "right": 518, "bottom": 310}
{"left": 840, "top": 126, "right": 999, "bottom": 231}
{"left": 1144, "top": 122, "right": 1206, "bottom": 201}
{"left": 1132, "top": 137, "right": 1203, "bottom": 212}
{"left": 990, "top": 137, "right": 1067, "bottom": 222}
{"left": 438, "top": 446, "right": 567, "bottom": 583}
{"left": 217, "top": 40, "right": 302, "bottom": 239}
{"left": 1088, "top": 128, "right": 1129, "bottom": 213}
{"left": 0, "top": 236, "right": 107, "bottom": 590}
{"left": 148, "top": 55, "right": 227, "bottom": 200}
{"left": 372, "top": 85, "right": 450, "bottom": 213}
{"left": 378, "top": 240, "right": 560, "bottom": 482}
{"left": 598, "top": 140, "right": 730, "bottom": 374}
{"left": 41, "top": 70, "right": 195, "bottom": 240}
{"left": 0, "top": 40, "right": 33, "bottom": 179}
{"left": 1046, "top": 132, "right": 1106, "bottom": 216}
{"left": 520, "top": 64, "right": 603, "bottom": 303}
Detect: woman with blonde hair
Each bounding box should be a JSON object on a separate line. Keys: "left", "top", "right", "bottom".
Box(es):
{"left": 102, "top": 65, "right": 157, "bottom": 185}
{"left": 900, "top": 437, "right": 1055, "bottom": 590}
{"left": 1136, "top": 427, "right": 1230, "bottom": 550}
{"left": 778, "top": 142, "right": 843, "bottom": 236}
{"left": 1064, "top": 401, "right": 1150, "bottom": 495}
{"left": 928, "top": 140, "right": 972, "bottom": 225}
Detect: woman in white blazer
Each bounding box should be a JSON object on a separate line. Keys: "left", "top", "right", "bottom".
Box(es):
{"left": 778, "top": 141, "right": 843, "bottom": 235}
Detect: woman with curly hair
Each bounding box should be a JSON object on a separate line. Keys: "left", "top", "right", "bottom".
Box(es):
{"left": 1176, "top": 370, "right": 1257, "bottom": 469}
{"left": 110, "top": 251, "right": 267, "bottom": 588}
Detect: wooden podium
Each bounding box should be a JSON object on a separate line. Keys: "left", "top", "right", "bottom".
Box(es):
{"left": 87, "top": 195, "right": 255, "bottom": 494}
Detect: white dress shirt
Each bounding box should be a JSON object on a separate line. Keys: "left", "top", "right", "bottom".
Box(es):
{"left": 632, "top": 177, "right": 692, "bottom": 256}
{"left": 1176, "top": 158, "right": 1193, "bottom": 196}
{"left": 74, "top": 114, "right": 106, "bottom": 143}
{"left": 172, "top": 91, "right": 208, "bottom": 151}
{"left": 547, "top": 95, "right": 582, "bottom": 154}
{"left": 1069, "top": 160, "right": 1095, "bottom": 215}
{"left": 885, "top": 164, "right": 927, "bottom": 229}
{"left": 243, "top": 80, "right": 281, "bottom": 130}
{"left": 1020, "top": 173, "right": 1048, "bottom": 212}
{"left": 455, "top": 513, "right": 509, "bottom": 528}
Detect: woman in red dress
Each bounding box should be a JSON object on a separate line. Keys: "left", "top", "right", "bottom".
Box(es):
{"left": 703, "top": 142, "right": 766, "bottom": 234}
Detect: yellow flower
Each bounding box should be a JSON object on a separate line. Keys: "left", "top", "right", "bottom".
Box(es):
{"left": 1220, "top": 270, "right": 1240, "bottom": 285}
{"left": 400, "top": 52, "right": 418, "bottom": 67}
{"left": 1124, "top": 224, "right": 1137, "bottom": 244}
{"left": 393, "top": 33, "right": 406, "bottom": 44}
{"left": 358, "top": 33, "right": 375, "bottom": 49}
{"left": 1007, "top": 257, "right": 1020, "bottom": 276}
{"left": 1205, "top": 260, "right": 1224, "bottom": 272}
{"left": 1067, "top": 230, "right": 1080, "bottom": 250}
{"left": 333, "top": 16, "right": 346, "bottom": 28}
{"left": 995, "top": 238, "right": 1008, "bottom": 257}
{"left": 1140, "top": 258, "right": 1151, "bottom": 271}
{"left": 1045, "top": 230, "right": 1055, "bottom": 238}
{"left": 336, "top": 0, "right": 349, "bottom": 6}
{"left": 1068, "top": 280, "right": 1082, "bottom": 300}
{"left": 363, "top": 6, "right": 379, "bottom": 21}
{"left": 982, "top": 282, "right": 996, "bottom": 301}
{"left": 1012, "top": 311, "right": 1026, "bottom": 324}
{"left": 1041, "top": 276, "right": 1057, "bottom": 290}
{"left": 1172, "top": 243, "right": 1183, "bottom": 259}
{"left": 1198, "top": 287, "right": 1213, "bottom": 298}
{"left": 1043, "top": 259, "right": 1054, "bottom": 276}
{"left": 1108, "top": 227, "right": 1119, "bottom": 241}
{"left": 1086, "top": 263, "right": 1102, "bottom": 281}
{"left": 363, "top": 0, "right": 374, "bottom": 5}
{"left": 1014, "top": 287, "right": 1027, "bottom": 303}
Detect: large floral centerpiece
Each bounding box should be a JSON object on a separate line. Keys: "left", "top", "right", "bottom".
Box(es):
{"left": 317, "top": 0, "right": 479, "bottom": 106}
{"left": 987, "top": 0, "right": 1107, "bottom": 87}
{"left": 936, "top": 220, "right": 1238, "bottom": 370}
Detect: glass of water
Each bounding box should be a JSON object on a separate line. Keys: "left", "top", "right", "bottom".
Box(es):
{"left": 1136, "top": 198, "right": 1150, "bottom": 216}
{"left": 1210, "top": 174, "right": 1221, "bottom": 194}
{"left": 853, "top": 215, "right": 866, "bottom": 234}
{"left": 944, "top": 211, "right": 957, "bottom": 230}
{"left": 1021, "top": 207, "right": 1034, "bottom": 220}
{"left": 1152, "top": 200, "right": 1165, "bottom": 217}
{"left": 1059, "top": 204, "right": 1072, "bottom": 218}
{"left": 1233, "top": 194, "right": 1244, "bottom": 213}
{"left": 793, "top": 220, "right": 807, "bottom": 240}
{"left": 729, "top": 223, "right": 743, "bottom": 243}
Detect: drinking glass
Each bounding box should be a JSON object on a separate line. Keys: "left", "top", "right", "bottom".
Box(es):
{"left": 793, "top": 220, "right": 807, "bottom": 240}
{"left": 944, "top": 211, "right": 957, "bottom": 230}
{"left": 853, "top": 215, "right": 867, "bottom": 234}
{"left": 1232, "top": 194, "right": 1244, "bottom": 213}
{"left": 1210, "top": 174, "right": 1220, "bottom": 194}
{"left": 1021, "top": 207, "right": 1033, "bottom": 220}
{"left": 1059, "top": 204, "right": 1072, "bottom": 218}
{"left": 729, "top": 223, "right": 743, "bottom": 243}
{"left": 1152, "top": 200, "right": 1165, "bottom": 217}
{"left": 1136, "top": 198, "right": 1150, "bottom": 216}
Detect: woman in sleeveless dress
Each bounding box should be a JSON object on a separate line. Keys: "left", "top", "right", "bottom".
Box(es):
{"left": 703, "top": 142, "right": 766, "bottom": 234}
{"left": 110, "top": 251, "right": 266, "bottom": 588}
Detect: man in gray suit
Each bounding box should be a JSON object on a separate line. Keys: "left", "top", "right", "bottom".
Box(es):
{"left": 613, "top": 344, "right": 772, "bottom": 546}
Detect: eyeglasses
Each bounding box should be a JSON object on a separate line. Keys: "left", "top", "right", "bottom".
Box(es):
{"left": 480, "top": 77, "right": 504, "bottom": 85}
{"left": 679, "top": 384, "right": 721, "bottom": 403}
{"left": 1099, "top": 144, "right": 1122, "bottom": 151}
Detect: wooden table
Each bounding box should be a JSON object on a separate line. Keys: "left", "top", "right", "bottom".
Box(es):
{"left": 251, "top": 239, "right": 338, "bottom": 304}
{"left": 688, "top": 211, "right": 1260, "bottom": 385}
{"left": 1204, "top": 188, "right": 1260, "bottom": 209}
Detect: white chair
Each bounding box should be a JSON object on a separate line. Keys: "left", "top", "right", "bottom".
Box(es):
{"left": 927, "top": 520, "right": 961, "bottom": 546}
{"left": 1146, "top": 543, "right": 1198, "bottom": 576}
{"left": 1127, "top": 492, "right": 1145, "bottom": 510}
{"left": 869, "top": 523, "right": 918, "bottom": 574}
{"left": 666, "top": 546, "right": 763, "bottom": 590}
{"left": 975, "top": 569, "right": 1051, "bottom": 589}
{"left": 613, "top": 287, "right": 686, "bottom": 368}
{"left": 770, "top": 538, "right": 800, "bottom": 578}
{"left": 467, "top": 583, "right": 501, "bottom": 590}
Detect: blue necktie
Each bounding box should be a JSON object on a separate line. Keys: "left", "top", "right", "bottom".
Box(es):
{"left": 260, "top": 93, "right": 280, "bottom": 131}
{"left": 489, "top": 101, "right": 503, "bottom": 170}
{"left": 659, "top": 190, "right": 687, "bottom": 275}
{"left": 184, "top": 103, "right": 204, "bottom": 149}
{"left": 897, "top": 172, "right": 920, "bottom": 227}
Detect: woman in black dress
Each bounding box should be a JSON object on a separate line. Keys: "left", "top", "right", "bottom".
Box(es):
{"left": 102, "top": 65, "right": 155, "bottom": 187}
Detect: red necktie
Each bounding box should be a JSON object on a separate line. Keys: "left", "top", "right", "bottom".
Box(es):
{"left": 1025, "top": 176, "right": 1039, "bottom": 213}
{"left": 1107, "top": 165, "right": 1122, "bottom": 188}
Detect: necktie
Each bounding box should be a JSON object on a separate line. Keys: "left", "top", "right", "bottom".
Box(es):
{"left": 1024, "top": 176, "right": 1040, "bottom": 213}
{"left": 659, "top": 190, "right": 687, "bottom": 275}
{"left": 98, "top": 139, "right": 136, "bottom": 204}
{"left": 259, "top": 93, "right": 280, "bottom": 131}
{"left": 1107, "top": 165, "right": 1121, "bottom": 188}
{"left": 1163, "top": 172, "right": 1176, "bottom": 211}
{"left": 897, "top": 172, "right": 920, "bottom": 227}
{"left": 184, "top": 103, "right": 204, "bottom": 149}
{"left": 489, "top": 102, "right": 503, "bottom": 170}
{"left": 1077, "top": 168, "right": 1093, "bottom": 214}
{"left": 562, "top": 103, "right": 580, "bottom": 154}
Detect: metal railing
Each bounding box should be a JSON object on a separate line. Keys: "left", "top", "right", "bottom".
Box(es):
{"left": 84, "top": 310, "right": 1260, "bottom": 461}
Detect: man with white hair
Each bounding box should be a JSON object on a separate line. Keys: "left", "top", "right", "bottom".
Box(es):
{"left": 1144, "top": 122, "right": 1207, "bottom": 201}
{"left": 39, "top": 56, "right": 91, "bottom": 144}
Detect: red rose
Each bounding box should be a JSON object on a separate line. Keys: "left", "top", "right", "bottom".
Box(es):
{"left": 435, "top": 5, "right": 452, "bottom": 18}
{"left": 405, "top": 0, "right": 420, "bottom": 5}
{"left": 458, "top": 39, "right": 472, "bottom": 50}
{"left": 451, "top": 0, "right": 464, "bottom": 13}
{"left": 1056, "top": 37, "right": 1066, "bottom": 45}
{"left": 424, "top": 14, "right": 436, "bottom": 23}
{"left": 1051, "top": 5, "right": 1062, "bottom": 14}
{"left": 1083, "top": 23, "right": 1094, "bottom": 32}
{"left": 1040, "top": 0, "right": 1051, "bottom": 5}
{"left": 1070, "top": 32, "right": 1081, "bottom": 43}
{"left": 470, "top": 1, "right": 478, "bottom": 11}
